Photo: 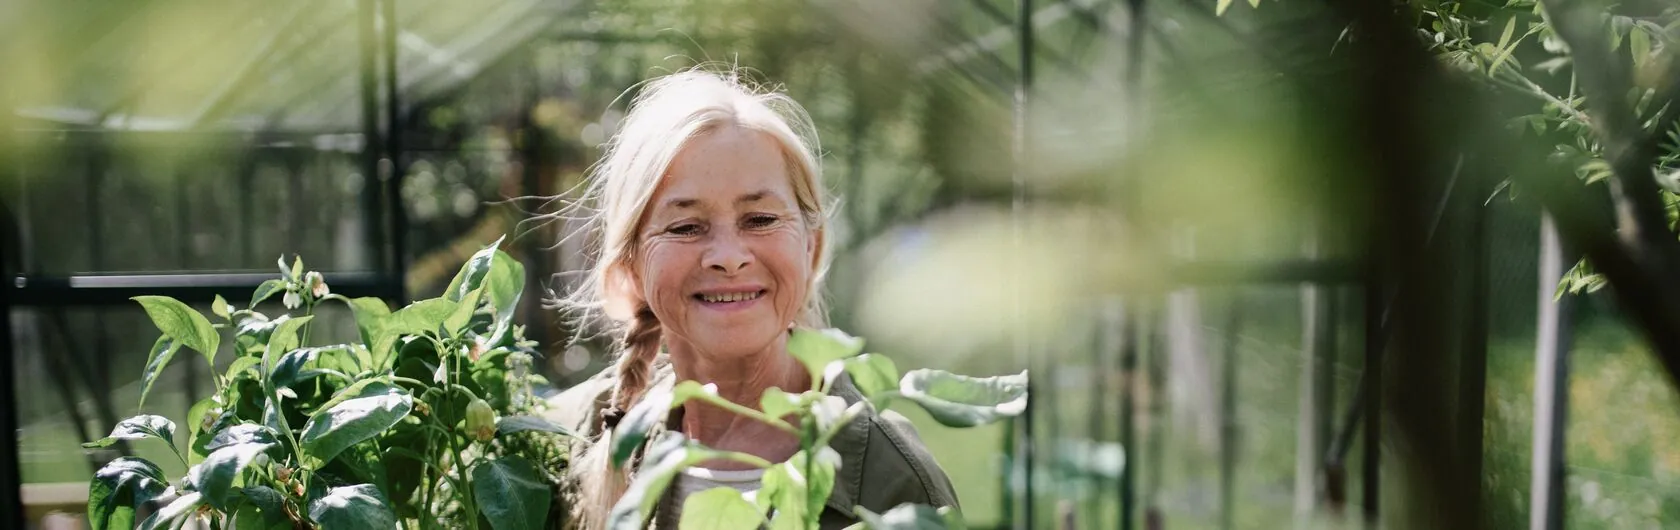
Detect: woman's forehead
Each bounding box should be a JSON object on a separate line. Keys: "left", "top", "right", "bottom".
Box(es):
{"left": 652, "top": 127, "right": 797, "bottom": 210}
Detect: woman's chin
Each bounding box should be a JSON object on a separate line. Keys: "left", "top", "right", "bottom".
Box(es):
{"left": 685, "top": 330, "right": 785, "bottom": 361}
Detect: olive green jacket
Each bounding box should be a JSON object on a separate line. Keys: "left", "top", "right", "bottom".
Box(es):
{"left": 544, "top": 356, "right": 960, "bottom": 529}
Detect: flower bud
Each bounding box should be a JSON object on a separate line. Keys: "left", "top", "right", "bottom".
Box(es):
{"left": 466, "top": 398, "right": 497, "bottom": 442}
{"left": 305, "top": 271, "right": 330, "bottom": 299}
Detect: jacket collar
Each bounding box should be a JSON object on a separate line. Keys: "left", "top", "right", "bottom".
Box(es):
{"left": 638, "top": 356, "right": 872, "bottom": 518}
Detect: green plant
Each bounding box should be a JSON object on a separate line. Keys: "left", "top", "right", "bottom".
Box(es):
{"left": 607, "top": 328, "right": 1029, "bottom": 530}
{"left": 83, "top": 238, "right": 575, "bottom": 530}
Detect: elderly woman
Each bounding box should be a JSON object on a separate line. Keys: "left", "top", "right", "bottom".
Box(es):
{"left": 546, "top": 69, "right": 958, "bottom": 529}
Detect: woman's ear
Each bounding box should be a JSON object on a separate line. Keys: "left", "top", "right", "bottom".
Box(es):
{"left": 602, "top": 263, "right": 642, "bottom": 321}
{"left": 807, "top": 225, "right": 825, "bottom": 271}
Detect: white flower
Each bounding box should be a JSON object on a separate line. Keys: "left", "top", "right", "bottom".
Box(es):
{"left": 282, "top": 291, "right": 301, "bottom": 309}
{"left": 305, "top": 271, "right": 329, "bottom": 298}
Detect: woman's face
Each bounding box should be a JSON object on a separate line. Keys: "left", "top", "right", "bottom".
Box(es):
{"left": 633, "top": 125, "right": 818, "bottom": 361}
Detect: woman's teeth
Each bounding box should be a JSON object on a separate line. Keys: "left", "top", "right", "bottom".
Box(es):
{"left": 699, "top": 291, "right": 761, "bottom": 303}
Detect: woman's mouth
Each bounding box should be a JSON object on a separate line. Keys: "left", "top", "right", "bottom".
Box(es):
{"left": 693, "top": 290, "right": 766, "bottom": 305}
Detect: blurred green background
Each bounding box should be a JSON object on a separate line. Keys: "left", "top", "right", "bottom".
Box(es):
{"left": 4, "top": 0, "right": 1680, "bottom": 528}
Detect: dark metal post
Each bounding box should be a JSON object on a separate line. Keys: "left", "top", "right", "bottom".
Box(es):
{"left": 1144, "top": 308, "right": 1167, "bottom": 530}
{"left": 358, "top": 0, "right": 385, "bottom": 287}
{"left": 1219, "top": 299, "right": 1242, "bottom": 530}
{"left": 1457, "top": 174, "right": 1490, "bottom": 529}
{"left": 174, "top": 169, "right": 199, "bottom": 411}
{"left": 1012, "top": 0, "right": 1035, "bottom": 528}
{"left": 1087, "top": 302, "right": 1111, "bottom": 528}
{"left": 1531, "top": 214, "right": 1572, "bottom": 530}
{"left": 1120, "top": 304, "right": 1138, "bottom": 530}
{"left": 0, "top": 63, "right": 28, "bottom": 530}
{"left": 381, "top": 0, "right": 407, "bottom": 303}
{"left": 1362, "top": 273, "right": 1381, "bottom": 527}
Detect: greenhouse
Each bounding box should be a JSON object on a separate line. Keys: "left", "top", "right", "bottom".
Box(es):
{"left": 3, "top": 0, "right": 1680, "bottom": 528}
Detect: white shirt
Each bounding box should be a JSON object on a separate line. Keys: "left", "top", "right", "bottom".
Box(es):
{"left": 668, "top": 466, "right": 767, "bottom": 521}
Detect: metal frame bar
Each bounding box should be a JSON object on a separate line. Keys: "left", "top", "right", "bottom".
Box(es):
{"left": 1531, "top": 214, "right": 1573, "bottom": 530}
{"left": 382, "top": 0, "right": 409, "bottom": 304}
{"left": 1011, "top": 1, "right": 1036, "bottom": 528}
{"left": 0, "top": 57, "right": 27, "bottom": 530}
{"left": 9, "top": 273, "right": 400, "bottom": 307}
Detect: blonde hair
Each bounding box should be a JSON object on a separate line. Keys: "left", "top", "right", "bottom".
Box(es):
{"left": 557, "top": 66, "right": 832, "bottom": 528}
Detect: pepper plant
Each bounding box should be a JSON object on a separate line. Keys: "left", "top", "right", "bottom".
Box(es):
{"left": 83, "top": 238, "right": 575, "bottom": 530}
{"left": 607, "top": 328, "right": 1029, "bottom": 530}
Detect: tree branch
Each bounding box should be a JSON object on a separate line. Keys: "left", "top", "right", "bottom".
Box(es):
{"left": 1539, "top": 0, "right": 1679, "bottom": 247}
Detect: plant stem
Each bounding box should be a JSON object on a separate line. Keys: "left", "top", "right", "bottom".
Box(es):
{"left": 695, "top": 394, "right": 800, "bottom": 434}
{"left": 299, "top": 301, "right": 317, "bottom": 347}
{"left": 803, "top": 418, "right": 818, "bottom": 530}
{"left": 446, "top": 424, "right": 478, "bottom": 530}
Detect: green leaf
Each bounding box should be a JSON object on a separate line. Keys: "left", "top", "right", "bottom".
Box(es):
{"left": 263, "top": 315, "right": 315, "bottom": 369}
{"left": 206, "top": 423, "right": 279, "bottom": 451}
{"left": 446, "top": 236, "right": 507, "bottom": 302}
{"left": 307, "top": 484, "right": 396, "bottom": 529}
{"left": 234, "top": 313, "right": 285, "bottom": 353}
{"left": 299, "top": 384, "right": 413, "bottom": 469}
{"left": 788, "top": 328, "right": 865, "bottom": 389}
{"left": 608, "top": 434, "right": 760, "bottom": 530}
{"left": 333, "top": 296, "right": 390, "bottom": 347}
{"left": 444, "top": 287, "right": 482, "bottom": 337}
{"left": 680, "top": 487, "right": 765, "bottom": 530}
{"left": 134, "top": 295, "right": 220, "bottom": 365}
{"left": 136, "top": 491, "right": 204, "bottom": 530}
{"left": 83, "top": 415, "right": 178, "bottom": 453}
{"left": 395, "top": 297, "right": 459, "bottom": 332}
{"left": 290, "top": 256, "right": 304, "bottom": 282}
{"left": 270, "top": 346, "right": 354, "bottom": 389}
{"left": 761, "top": 448, "right": 838, "bottom": 530}
{"left": 1246, "top": 0, "right": 1258, "bottom": 8}
{"left": 843, "top": 354, "right": 900, "bottom": 406}
{"left": 189, "top": 437, "right": 277, "bottom": 510}
{"left": 236, "top": 485, "right": 291, "bottom": 530}
{"left": 137, "top": 336, "right": 183, "bottom": 410}
{"left": 250, "top": 279, "right": 287, "bottom": 308}
{"left": 672, "top": 380, "right": 716, "bottom": 406}
{"left": 899, "top": 370, "right": 1029, "bottom": 427}
{"left": 1631, "top": 25, "right": 1651, "bottom": 64}
{"left": 1487, "top": 16, "right": 1519, "bottom": 74}
{"left": 472, "top": 456, "right": 552, "bottom": 530}
{"left": 187, "top": 397, "right": 226, "bottom": 464}
{"left": 87, "top": 457, "right": 169, "bottom": 530}
{"left": 611, "top": 387, "right": 677, "bottom": 468}
{"left": 496, "top": 415, "right": 578, "bottom": 438}
{"left": 482, "top": 249, "right": 526, "bottom": 344}
{"left": 760, "top": 387, "right": 803, "bottom": 423}
{"left": 213, "top": 295, "right": 233, "bottom": 320}
{"left": 225, "top": 356, "right": 262, "bottom": 381}
{"left": 372, "top": 298, "right": 458, "bottom": 364}
{"left": 1216, "top": 0, "right": 1233, "bottom": 15}
{"left": 854, "top": 504, "right": 966, "bottom": 530}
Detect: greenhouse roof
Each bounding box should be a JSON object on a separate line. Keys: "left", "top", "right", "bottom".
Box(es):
{"left": 8, "top": 0, "right": 576, "bottom": 134}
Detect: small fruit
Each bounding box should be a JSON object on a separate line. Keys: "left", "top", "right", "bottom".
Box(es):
{"left": 466, "top": 398, "right": 497, "bottom": 442}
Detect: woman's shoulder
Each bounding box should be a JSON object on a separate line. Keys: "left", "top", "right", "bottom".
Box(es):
{"left": 542, "top": 358, "right": 677, "bottom": 435}
{"left": 825, "top": 376, "right": 960, "bottom": 513}
{"left": 542, "top": 368, "right": 619, "bottom": 435}
{"left": 858, "top": 409, "right": 960, "bottom": 508}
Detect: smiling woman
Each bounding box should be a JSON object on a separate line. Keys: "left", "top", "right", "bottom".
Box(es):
{"left": 546, "top": 68, "right": 959, "bottom": 529}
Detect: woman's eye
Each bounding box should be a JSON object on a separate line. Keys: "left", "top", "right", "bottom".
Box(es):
{"left": 668, "top": 223, "right": 702, "bottom": 236}
{"left": 744, "top": 215, "right": 779, "bottom": 229}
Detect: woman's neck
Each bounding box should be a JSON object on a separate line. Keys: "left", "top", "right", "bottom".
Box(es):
{"left": 665, "top": 332, "right": 809, "bottom": 467}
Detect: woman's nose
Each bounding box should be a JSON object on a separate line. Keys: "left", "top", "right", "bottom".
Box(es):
{"left": 702, "top": 232, "right": 753, "bottom": 273}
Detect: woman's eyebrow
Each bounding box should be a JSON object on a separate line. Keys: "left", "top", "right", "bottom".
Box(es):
{"left": 660, "top": 189, "right": 779, "bottom": 210}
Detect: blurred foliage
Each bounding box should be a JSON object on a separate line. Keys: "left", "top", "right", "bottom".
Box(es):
{"left": 7, "top": 0, "right": 1680, "bottom": 528}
